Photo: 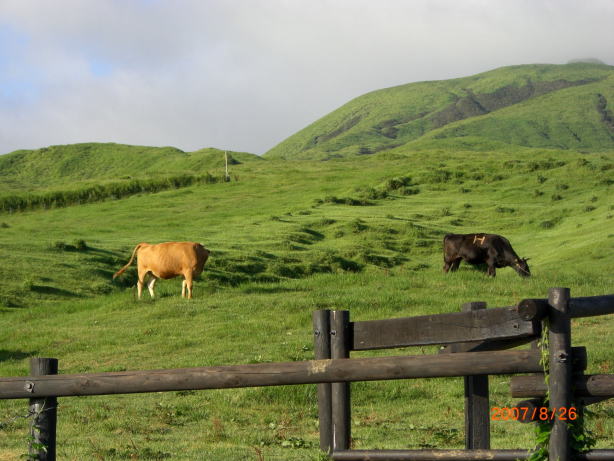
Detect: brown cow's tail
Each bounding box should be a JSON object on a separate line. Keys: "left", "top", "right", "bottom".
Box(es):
{"left": 113, "top": 243, "right": 143, "bottom": 279}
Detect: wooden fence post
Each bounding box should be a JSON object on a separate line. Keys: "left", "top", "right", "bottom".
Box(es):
{"left": 462, "top": 302, "right": 490, "bottom": 449}
{"left": 331, "top": 310, "right": 351, "bottom": 451}
{"left": 28, "top": 358, "right": 58, "bottom": 461}
{"left": 548, "top": 288, "right": 572, "bottom": 461}
{"left": 313, "top": 310, "right": 332, "bottom": 453}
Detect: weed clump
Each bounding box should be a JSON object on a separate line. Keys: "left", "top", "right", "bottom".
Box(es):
{"left": 50, "top": 240, "right": 88, "bottom": 252}
{"left": 527, "top": 159, "right": 566, "bottom": 171}
{"left": 383, "top": 176, "right": 413, "bottom": 191}
{"left": 52, "top": 241, "right": 70, "bottom": 251}
{"left": 74, "top": 239, "right": 88, "bottom": 251}
{"left": 323, "top": 195, "right": 373, "bottom": 206}
{"left": 348, "top": 219, "right": 367, "bottom": 233}
{"left": 421, "top": 169, "right": 451, "bottom": 184}
{"left": 540, "top": 217, "right": 561, "bottom": 229}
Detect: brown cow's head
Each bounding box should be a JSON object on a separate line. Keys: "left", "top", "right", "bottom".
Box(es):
{"left": 514, "top": 258, "right": 531, "bottom": 277}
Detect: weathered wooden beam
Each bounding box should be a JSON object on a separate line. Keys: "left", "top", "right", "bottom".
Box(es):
{"left": 511, "top": 374, "right": 614, "bottom": 398}
{"left": 0, "top": 350, "right": 542, "bottom": 400}
{"left": 511, "top": 399, "right": 547, "bottom": 423}
{"left": 331, "top": 449, "right": 530, "bottom": 460}
{"left": 461, "top": 302, "right": 490, "bottom": 450}
{"left": 313, "top": 310, "right": 332, "bottom": 453}
{"left": 547, "top": 287, "right": 572, "bottom": 461}
{"left": 439, "top": 336, "right": 536, "bottom": 354}
{"left": 331, "top": 310, "right": 351, "bottom": 451}
{"left": 516, "top": 295, "right": 614, "bottom": 320}
{"left": 351, "top": 307, "right": 537, "bottom": 350}
{"left": 330, "top": 450, "right": 614, "bottom": 460}
{"left": 570, "top": 294, "right": 614, "bottom": 318}
{"left": 28, "top": 358, "right": 58, "bottom": 461}
{"left": 516, "top": 299, "right": 549, "bottom": 321}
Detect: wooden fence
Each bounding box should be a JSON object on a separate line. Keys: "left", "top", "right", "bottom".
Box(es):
{"left": 1, "top": 287, "right": 613, "bottom": 460}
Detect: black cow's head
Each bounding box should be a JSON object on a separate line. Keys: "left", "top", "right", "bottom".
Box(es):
{"left": 513, "top": 258, "right": 531, "bottom": 277}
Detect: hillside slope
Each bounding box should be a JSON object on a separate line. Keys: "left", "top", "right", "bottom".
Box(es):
{"left": 265, "top": 63, "right": 614, "bottom": 159}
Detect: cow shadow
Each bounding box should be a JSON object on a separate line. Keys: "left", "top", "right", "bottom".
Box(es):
{"left": 0, "top": 350, "right": 36, "bottom": 363}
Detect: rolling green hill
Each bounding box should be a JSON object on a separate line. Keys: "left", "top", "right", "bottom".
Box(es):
{"left": 0, "top": 143, "right": 260, "bottom": 192}
{"left": 265, "top": 63, "right": 614, "bottom": 159}
{"left": 0, "top": 143, "right": 262, "bottom": 213}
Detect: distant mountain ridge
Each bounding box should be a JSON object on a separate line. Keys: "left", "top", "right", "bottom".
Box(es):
{"left": 264, "top": 63, "right": 614, "bottom": 159}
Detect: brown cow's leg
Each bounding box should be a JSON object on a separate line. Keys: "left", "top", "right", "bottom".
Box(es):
{"left": 147, "top": 277, "right": 157, "bottom": 298}
{"left": 137, "top": 271, "right": 145, "bottom": 299}
{"left": 184, "top": 274, "right": 194, "bottom": 299}
{"left": 181, "top": 280, "right": 187, "bottom": 298}
{"left": 137, "top": 280, "right": 143, "bottom": 298}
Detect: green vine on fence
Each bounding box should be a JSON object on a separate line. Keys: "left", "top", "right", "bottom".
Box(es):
{"left": 527, "top": 319, "right": 596, "bottom": 461}
{"left": 0, "top": 404, "right": 50, "bottom": 460}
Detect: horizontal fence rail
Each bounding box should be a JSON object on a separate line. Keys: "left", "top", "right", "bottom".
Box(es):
{"left": 511, "top": 374, "right": 614, "bottom": 398}
{"left": 351, "top": 306, "right": 537, "bottom": 350}
{"left": 331, "top": 449, "right": 614, "bottom": 461}
{"left": 0, "top": 350, "right": 542, "bottom": 400}
{"left": 332, "top": 449, "right": 531, "bottom": 460}
{"left": 570, "top": 295, "right": 614, "bottom": 318}
{"left": 517, "top": 295, "right": 614, "bottom": 321}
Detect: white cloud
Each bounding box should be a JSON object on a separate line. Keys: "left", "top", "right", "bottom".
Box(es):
{"left": 1, "top": 0, "right": 613, "bottom": 155}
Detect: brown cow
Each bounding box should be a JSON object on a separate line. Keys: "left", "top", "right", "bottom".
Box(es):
{"left": 113, "top": 242, "right": 210, "bottom": 299}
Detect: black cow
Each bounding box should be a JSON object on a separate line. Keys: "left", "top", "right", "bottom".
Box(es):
{"left": 443, "top": 233, "right": 530, "bottom": 277}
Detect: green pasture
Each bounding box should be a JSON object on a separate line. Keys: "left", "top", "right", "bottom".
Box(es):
{"left": 0, "top": 145, "right": 612, "bottom": 460}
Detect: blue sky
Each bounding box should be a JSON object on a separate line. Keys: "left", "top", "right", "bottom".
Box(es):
{"left": 1, "top": 0, "right": 613, "bottom": 155}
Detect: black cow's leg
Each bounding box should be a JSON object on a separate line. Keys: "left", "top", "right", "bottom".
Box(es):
{"left": 450, "top": 258, "right": 461, "bottom": 272}
{"left": 443, "top": 258, "right": 459, "bottom": 272}
{"left": 486, "top": 262, "right": 496, "bottom": 277}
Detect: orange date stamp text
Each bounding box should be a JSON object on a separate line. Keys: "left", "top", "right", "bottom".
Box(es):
{"left": 491, "top": 406, "right": 578, "bottom": 422}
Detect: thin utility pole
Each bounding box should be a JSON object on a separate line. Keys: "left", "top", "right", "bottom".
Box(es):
{"left": 224, "top": 151, "right": 230, "bottom": 182}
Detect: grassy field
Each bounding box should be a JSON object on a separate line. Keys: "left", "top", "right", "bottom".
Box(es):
{"left": 0, "top": 143, "right": 613, "bottom": 459}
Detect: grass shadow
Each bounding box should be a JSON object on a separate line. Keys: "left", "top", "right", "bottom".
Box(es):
{"left": 30, "top": 285, "right": 82, "bottom": 298}
{"left": 239, "top": 286, "right": 307, "bottom": 295}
